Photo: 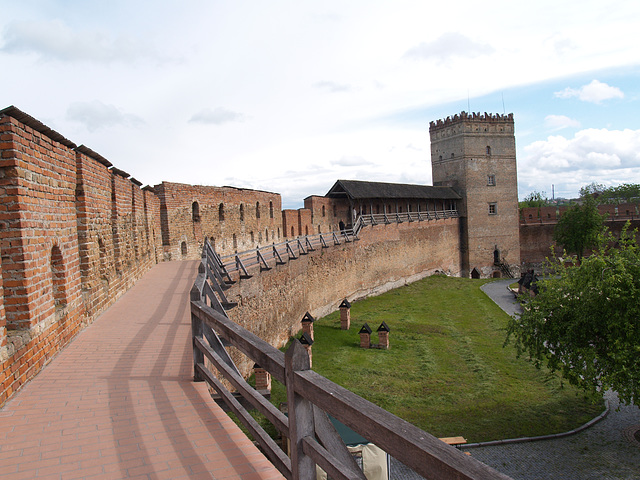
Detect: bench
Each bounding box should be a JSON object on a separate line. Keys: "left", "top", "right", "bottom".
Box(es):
{"left": 439, "top": 436, "right": 467, "bottom": 447}
{"left": 439, "top": 436, "right": 470, "bottom": 455}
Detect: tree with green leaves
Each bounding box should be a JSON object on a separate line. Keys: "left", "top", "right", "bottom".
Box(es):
{"left": 506, "top": 226, "right": 640, "bottom": 404}
{"left": 519, "top": 190, "right": 549, "bottom": 209}
{"left": 553, "top": 196, "right": 604, "bottom": 262}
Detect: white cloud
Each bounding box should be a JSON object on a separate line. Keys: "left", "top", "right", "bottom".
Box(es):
{"left": 313, "top": 81, "right": 354, "bottom": 93}
{"left": 66, "top": 101, "right": 144, "bottom": 132}
{"left": 403, "top": 32, "right": 494, "bottom": 64}
{"left": 189, "top": 108, "right": 245, "bottom": 125}
{"left": 544, "top": 115, "right": 581, "bottom": 131}
{"left": 331, "top": 156, "right": 372, "bottom": 167}
{"left": 554, "top": 80, "right": 624, "bottom": 104}
{"left": 0, "top": 19, "right": 160, "bottom": 63}
{"left": 520, "top": 128, "right": 640, "bottom": 197}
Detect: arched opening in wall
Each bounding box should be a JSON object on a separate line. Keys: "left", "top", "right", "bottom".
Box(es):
{"left": 486, "top": 145, "right": 491, "bottom": 155}
{"left": 318, "top": 225, "right": 321, "bottom": 233}
{"left": 239, "top": 204, "right": 244, "bottom": 221}
{"left": 192, "top": 201, "right": 200, "bottom": 222}
{"left": 256, "top": 202, "right": 261, "bottom": 219}
{"left": 492, "top": 271, "right": 502, "bottom": 278}
{"left": 250, "top": 231, "right": 254, "bottom": 243}
{"left": 181, "top": 242, "right": 187, "bottom": 257}
{"left": 50, "top": 246, "right": 67, "bottom": 311}
{"left": 233, "top": 234, "right": 237, "bottom": 250}
{"left": 98, "top": 237, "right": 107, "bottom": 280}
{"left": 471, "top": 268, "right": 481, "bottom": 279}
{"left": 277, "top": 228, "right": 280, "bottom": 239}
{"left": 493, "top": 247, "right": 501, "bottom": 265}
{"left": 305, "top": 226, "right": 309, "bottom": 235}
{"left": 219, "top": 203, "right": 225, "bottom": 221}
{"left": 291, "top": 226, "right": 295, "bottom": 237}
{"left": 269, "top": 201, "right": 273, "bottom": 219}
{"left": 265, "top": 228, "right": 269, "bottom": 242}
{"left": 322, "top": 205, "right": 326, "bottom": 217}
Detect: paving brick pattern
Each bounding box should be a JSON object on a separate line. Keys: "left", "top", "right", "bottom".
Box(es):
{"left": 0, "top": 260, "right": 284, "bottom": 480}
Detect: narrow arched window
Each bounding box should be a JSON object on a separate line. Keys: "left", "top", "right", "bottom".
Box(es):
{"left": 181, "top": 242, "right": 187, "bottom": 256}
{"left": 486, "top": 145, "right": 491, "bottom": 156}
{"left": 233, "top": 234, "right": 237, "bottom": 249}
{"left": 265, "top": 228, "right": 269, "bottom": 241}
{"left": 269, "top": 201, "right": 273, "bottom": 219}
{"left": 239, "top": 204, "right": 244, "bottom": 221}
{"left": 256, "top": 202, "right": 261, "bottom": 219}
{"left": 192, "top": 201, "right": 200, "bottom": 222}
{"left": 51, "top": 246, "right": 67, "bottom": 310}
{"left": 322, "top": 205, "right": 326, "bottom": 217}
{"left": 218, "top": 203, "right": 225, "bottom": 221}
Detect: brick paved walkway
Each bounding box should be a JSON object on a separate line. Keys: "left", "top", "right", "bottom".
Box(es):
{"left": 0, "top": 261, "right": 284, "bottom": 480}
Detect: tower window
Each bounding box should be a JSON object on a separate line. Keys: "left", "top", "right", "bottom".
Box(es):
{"left": 488, "top": 203, "right": 497, "bottom": 215}
{"left": 486, "top": 145, "right": 491, "bottom": 156}
{"left": 487, "top": 175, "right": 496, "bottom": 186}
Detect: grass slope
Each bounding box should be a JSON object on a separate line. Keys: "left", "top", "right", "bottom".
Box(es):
{"left": 267, "top": 276, "right": 603, "bottom": 443}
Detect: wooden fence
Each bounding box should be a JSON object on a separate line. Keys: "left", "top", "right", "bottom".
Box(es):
{"left": 217, "top": 209, "right": 458, "bottom": 279}
{"left": 190, "top": 238, "right": 512, "bottom": 480}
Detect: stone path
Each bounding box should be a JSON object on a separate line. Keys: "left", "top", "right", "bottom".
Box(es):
{"left": 0, "top": 261, "right": 284, "bottom": 480}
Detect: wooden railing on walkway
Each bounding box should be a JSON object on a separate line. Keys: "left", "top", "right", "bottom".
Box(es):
{"left": 218, "top": 208, "right": 458, "bottom": 280}
{"left": 190, "top": 238, "right": 512, "bottom": 480}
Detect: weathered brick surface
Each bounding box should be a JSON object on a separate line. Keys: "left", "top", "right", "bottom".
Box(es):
{"left": 0, "top": 112, "right": 162, "bottom": 407}
{"left": 225, "top": 217, "right": 461, "bottom": 376}
{"left": 430, "top": 112, "right": 520, "bottom": 277}
{"left": 154, "top": 181, "right": 283, "bottom": 259}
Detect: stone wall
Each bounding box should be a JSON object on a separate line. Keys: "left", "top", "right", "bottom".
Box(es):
{"left": 224, "top": 217, "right": 462, "bottom": 376}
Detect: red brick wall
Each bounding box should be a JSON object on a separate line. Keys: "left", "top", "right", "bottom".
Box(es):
{"left": 0, "top": 255, "right": 6, "bottom": 361}
{"left": 304, "top": 196, "right": 338, "bottom": 234}
{"left": 154, "top": 182, "right": 284, "bottom": 258}
{"left": 0, "top": 112, "right": 163, "bottom": 407}
{"left": 0, "top": 113, "right": 85, "bottom": 405}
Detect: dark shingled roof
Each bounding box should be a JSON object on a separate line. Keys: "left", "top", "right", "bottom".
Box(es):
{"left": 326, "top": 179, "right": 460, "bottom": 200}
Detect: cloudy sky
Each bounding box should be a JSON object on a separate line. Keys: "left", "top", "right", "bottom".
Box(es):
{"left": 2, "top": 1, "right": 640, "bottom": 208}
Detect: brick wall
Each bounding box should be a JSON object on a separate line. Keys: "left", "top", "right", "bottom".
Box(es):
{"left": 225, "top": 217, "right": 462, "bottom": 376}
{"left": 304, "top": 196, "right": 337, "bottom": 234}
{"left": 0, "top": 113, "right": 86, "bottom": 405}
{"left": 155, "top": 182, "right": 284, "bottom": 259}
{"left": 0, "top": 111, "right": 163, "bottom": 407}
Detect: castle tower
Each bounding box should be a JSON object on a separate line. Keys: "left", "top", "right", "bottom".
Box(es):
{"left": 429, "top": 112, "right": 520, "bottom": 278}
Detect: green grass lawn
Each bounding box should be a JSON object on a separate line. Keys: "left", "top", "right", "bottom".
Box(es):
{"left": 263, "top": 275, "right": 603, "bottom": 443}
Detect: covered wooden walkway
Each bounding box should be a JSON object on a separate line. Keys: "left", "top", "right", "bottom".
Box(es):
{"left": 0, "top": 261, "right": 283, "bottom": 480}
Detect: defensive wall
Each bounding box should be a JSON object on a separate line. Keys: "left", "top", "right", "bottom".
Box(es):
{"left": 223, "top": 215, "right": 462, "bottom": 376}
{"left": 6, "top": 106, "right": 612, "bottom": 408}
{"left": 520, "top": 204, "right": 640, "bottom": 268}
{"left": 0, "top": 106, "right": 462, "bottom": 407}
{"left": 0, "top": 109, "right": 162, "bottom": 406}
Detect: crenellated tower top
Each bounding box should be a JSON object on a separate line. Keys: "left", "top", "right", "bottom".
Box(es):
{"left": 429, "top": 111, "right": 514, "bottom": 134}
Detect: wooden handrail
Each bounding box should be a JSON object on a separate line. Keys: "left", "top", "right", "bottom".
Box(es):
{"left": 191, "top": 238, "right": 512, "bottom": 480}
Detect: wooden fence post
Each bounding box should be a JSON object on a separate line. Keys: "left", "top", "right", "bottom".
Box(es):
{"left": 192, "top": 312, "right": 205, "bottom": 382}
{"left": 285, "top": 340, "right": 315, "bottom": 480}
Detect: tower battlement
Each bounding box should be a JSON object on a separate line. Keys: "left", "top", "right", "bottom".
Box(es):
{"left": 429, "top": 111, "right": 514, "bottom": 133}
